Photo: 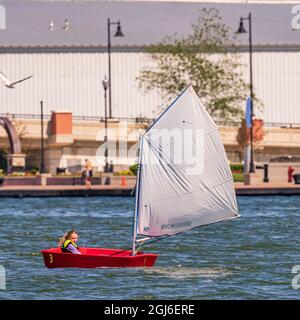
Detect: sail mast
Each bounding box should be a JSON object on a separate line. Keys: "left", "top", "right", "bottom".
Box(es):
{"left": 132, "top": 137, "right": 143, "bottom": 256}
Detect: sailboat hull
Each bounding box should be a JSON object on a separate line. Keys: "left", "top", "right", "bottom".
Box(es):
{"left": 41, "top": 247, "right": 158, "bottom": 268}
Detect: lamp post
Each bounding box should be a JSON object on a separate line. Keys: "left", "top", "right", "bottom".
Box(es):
{"left": 107, "top": 18, "right": 124, "bottom": 118}
{"left": 102, "top": 76, "right": 110, "bottom": 173}
{"left": 40, "top": 100, "right": 45, "bottom": 174}
{"left": 237, "top": 12, "right": 255, "bottom": 173}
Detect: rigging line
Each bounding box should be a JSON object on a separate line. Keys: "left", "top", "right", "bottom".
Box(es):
{"left": 110, "top": 247, "right": 132, "bottom": 256}
{"left": 130, "top": 184, "right": 136, "bottom": 196}
{"left": 109, "top": 235, "right": 171, "bottom": 256}
{"left": 139, "top": 235, "right": 170, "bottom": 247}
{"left": 136, "top": 239, "right": 145, "bottom": 254}
{"left": 144, "top": 85, "right": 189, "bottom": 135}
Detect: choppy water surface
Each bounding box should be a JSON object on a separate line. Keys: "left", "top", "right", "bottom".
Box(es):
{"left": 0, "top": 196, "right": 299, "bottom": 299}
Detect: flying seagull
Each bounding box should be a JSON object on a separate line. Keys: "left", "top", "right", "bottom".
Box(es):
{"left": 0, "top": 71, "right": 33, "bottom": 88}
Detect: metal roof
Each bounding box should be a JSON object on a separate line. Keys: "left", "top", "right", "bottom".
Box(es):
{"left": 0, "top": 0, "right": 299, "bottom": 48}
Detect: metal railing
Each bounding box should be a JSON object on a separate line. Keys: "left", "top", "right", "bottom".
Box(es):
{"left": 1, "top": 113, "right": 300, "bottom": 128}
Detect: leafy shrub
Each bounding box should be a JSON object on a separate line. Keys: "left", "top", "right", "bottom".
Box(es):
{"left": 30, "top": 168, "right": 39, "bottom": 175}
{"left": 230, "top": 163, "right": 244, "bottom": 173}
{"left": 115, "top": 170, "right": 134, "bottom": 176}
{"left": 12, "top": 172, "right": 26, "bottom": 177}
{"left": 129, "top": 164, "right": 138, "bottom": 176}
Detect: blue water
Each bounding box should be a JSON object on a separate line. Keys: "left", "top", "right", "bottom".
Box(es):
{"left": 0, "top": 196, "right": 299, "bottom": 300}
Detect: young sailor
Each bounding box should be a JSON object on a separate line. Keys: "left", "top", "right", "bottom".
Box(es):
{"left": 59, "top": 230, "right": 81, "bottom": 254}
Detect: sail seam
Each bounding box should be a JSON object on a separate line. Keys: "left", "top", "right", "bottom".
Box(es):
{"left": 206, "top": 177, "right": 234, "bottom": 190}
{"left": 204, "top": 127, "right": 219, "bottom": 135}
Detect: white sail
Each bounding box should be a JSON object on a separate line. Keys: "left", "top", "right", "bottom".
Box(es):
{"left": 135, "top": 85, "right": 239, "bottom": 238}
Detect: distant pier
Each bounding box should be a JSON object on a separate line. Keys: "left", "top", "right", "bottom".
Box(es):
{"left": 0, "top": 185, "right": 134, "bottom": 197}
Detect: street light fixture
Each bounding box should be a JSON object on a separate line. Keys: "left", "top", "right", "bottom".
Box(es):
{"left": 107, "top": 18, "right": 124, "bottom": 118}
{"left": 102, "top": 75, "right": 110, "bottom": 173}
{"left": 236, "top": 12, "right": 255, "bottom": 173}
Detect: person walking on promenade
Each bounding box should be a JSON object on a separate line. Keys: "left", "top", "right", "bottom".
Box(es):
{"left": 84, "top": 158, "right": 93, "bottom": 189}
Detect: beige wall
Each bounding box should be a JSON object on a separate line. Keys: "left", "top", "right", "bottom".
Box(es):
{"left": 1, "top": 118, "right": 300, "bottom": 174}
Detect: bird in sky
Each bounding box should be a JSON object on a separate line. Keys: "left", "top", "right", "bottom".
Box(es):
{"left": 0, "top": 71, "right": 33, "bottom": 88}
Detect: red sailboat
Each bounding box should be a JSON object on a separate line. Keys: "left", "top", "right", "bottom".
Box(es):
{"left": 41, "top": 248, "right": 158, "bottom": 268}
{"left": 42, "top": 86, "right": 239, "bottom": 268}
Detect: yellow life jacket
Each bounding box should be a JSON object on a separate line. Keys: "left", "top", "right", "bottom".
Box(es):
{"left": 61, "top": 239, "right": 79, "bottom": 253}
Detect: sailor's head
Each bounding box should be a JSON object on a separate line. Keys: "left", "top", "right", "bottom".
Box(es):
{"left": 67, "top": 230, "right": 79, "bottom": 243}
{"left": 70, "top": 232, "right": 78, "bottom": 243}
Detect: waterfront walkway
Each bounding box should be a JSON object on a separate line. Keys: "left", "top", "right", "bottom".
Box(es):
{"left": 234, "top": 182, "right": 300, "bottom": 196}
{"left": 0, "top": 182, "right": 300, "bottom": 197}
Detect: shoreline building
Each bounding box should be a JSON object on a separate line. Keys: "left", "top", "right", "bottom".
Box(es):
{"left": 0, "top": 0, "right": 300, "bottom": 173}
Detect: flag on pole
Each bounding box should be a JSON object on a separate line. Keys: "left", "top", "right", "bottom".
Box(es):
{"left": 245, "top": 96, "right": 252, "bottom": 128}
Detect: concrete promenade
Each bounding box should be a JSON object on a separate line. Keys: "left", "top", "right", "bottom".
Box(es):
{"left": 0, "top": 182, "right": 300, "bottom": 197}
{"left": 0, "top": 185, "right": 134, "bottom": 197}
{"left": 234, "top": 182, "right": 300, "bottom": 196}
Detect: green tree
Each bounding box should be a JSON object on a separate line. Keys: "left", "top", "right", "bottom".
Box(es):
{"left": 138, "top": 8, "right": 251, "bottom": 120}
